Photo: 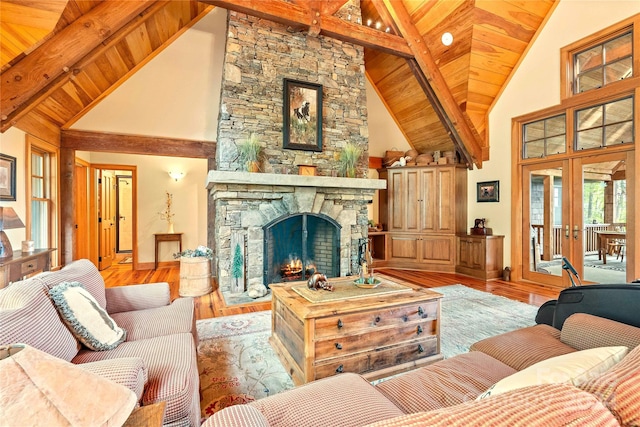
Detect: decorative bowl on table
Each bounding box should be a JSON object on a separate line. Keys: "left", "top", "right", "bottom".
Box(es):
{"left": 354, "top": 277, "right": 381, "bottom": 289}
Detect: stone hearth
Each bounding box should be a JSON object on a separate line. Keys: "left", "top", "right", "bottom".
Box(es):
{"left": 207, "top": 171, "right": 386, "bottom": 298}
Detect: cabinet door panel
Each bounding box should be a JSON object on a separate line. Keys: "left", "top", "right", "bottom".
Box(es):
{"left": 437, "top": 168, "right": 454, "bottom": 232}
{"left": 389, "top": 170, "right": 405, "bottom": 231}
{"left": 421, "top": 236, "right": 454, "bottom": 264}
{"left": 405, "top": 170, "right": 420, "bottom": 231}
{"left": 389, "top": 235, "right": 419, "bottom": 261}
{"left": 420, "top": 169, "right": 437, "bottom": 232}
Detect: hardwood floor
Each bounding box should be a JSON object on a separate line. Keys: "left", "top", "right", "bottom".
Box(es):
{"left": 100, "top": 261, "right": 560, "bottom": 321}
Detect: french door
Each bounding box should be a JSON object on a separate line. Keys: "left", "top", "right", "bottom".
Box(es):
{"left": 522, "top": 151, "right": 631, "bottom": 287}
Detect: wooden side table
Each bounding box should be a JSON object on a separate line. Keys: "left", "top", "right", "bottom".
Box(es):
{"left": 0, "top": 249, "right": 56, "bottom": 288}
{"left": 154, "top": 233, "right": 183, "bottom": 270}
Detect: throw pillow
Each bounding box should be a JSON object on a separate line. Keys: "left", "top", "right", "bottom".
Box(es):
{"left": 48, "top": 281, "right": 126, "bottom": 351}
{"left": 578, "top": 344, "right": 640, "bottom": 426}
{"left": 477, "top": 346, "right": 628, "bottom": 399}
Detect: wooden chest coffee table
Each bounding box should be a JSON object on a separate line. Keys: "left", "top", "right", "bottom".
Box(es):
{"left": 269, "top": 274, "right": 443, "bottom": 385}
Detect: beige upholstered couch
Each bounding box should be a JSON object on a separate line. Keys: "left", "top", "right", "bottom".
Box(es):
{"left": 204, "top": 313, "right": 640, "bottom": 427}
{"left": 0, "top": 259, "right": 200, "bottom": 427}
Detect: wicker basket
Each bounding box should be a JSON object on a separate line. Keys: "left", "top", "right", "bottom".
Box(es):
{"left": 179, "top": 257, "right": 212, "bottom": 297}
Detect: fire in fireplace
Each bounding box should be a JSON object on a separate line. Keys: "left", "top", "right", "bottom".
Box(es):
{"left": 264, "top": 213, "right": 340, "bottom": 285}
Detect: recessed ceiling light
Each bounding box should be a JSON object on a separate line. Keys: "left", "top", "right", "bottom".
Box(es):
{"left": 441, "top": 32, "right": 453, "bottom": 46}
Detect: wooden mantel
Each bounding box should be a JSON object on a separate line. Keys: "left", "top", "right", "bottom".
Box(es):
{"left": 206, "top": 170, "right": 387, "bottom": 191}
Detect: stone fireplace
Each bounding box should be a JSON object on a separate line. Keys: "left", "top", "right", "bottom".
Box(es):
{"left": 207, "top": 171, "right": 385, "bottom": 298}
{"left": 209, "top": 1, "right": 383, "bottom": 299}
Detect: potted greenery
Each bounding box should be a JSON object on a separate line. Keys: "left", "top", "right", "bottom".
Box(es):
{"left": 236, "top": 133, "right": 262, "bottom": 172}
{"left": 338, "top": 142, "right": 362, "bottom": 178}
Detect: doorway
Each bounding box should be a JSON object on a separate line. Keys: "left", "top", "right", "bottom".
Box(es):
{"left": 116, "top": 175, "right": 133, "bottom": 255}
{"left": 90, "top": 165, "right": 137, "bottom": 271}
{"left": 521, "top": 151, "right": 631, "bottom": 286}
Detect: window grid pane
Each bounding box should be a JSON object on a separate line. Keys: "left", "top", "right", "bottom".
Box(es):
{"left": 574, "top": 31, "right": 633, "bottom": 94}
{"left": 575, "top": 96, "right": 634, "bottom": 151}
{"left": 31, "top": 199, "right": 49, "bottom": 248}
{"left": 522, "top": 114, "right": 566, "bottom": 159}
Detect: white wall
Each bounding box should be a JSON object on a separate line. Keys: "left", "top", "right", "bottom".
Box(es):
{"left": 365, "top": 79, "right": 411, "bottom": 157}
{"left": 474, "top": 1, "right": 640, "bottom": 268}
{"left": 0, "top": 127, "right": 27, "bottom": 250}
{"left": 73, "top": 8, "right": 226, "bottom": 140}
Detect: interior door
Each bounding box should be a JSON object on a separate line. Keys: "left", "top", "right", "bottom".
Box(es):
{"left": 98, "top": 170, "right": 116, "bottom": 270}
{"left": 116, "top": 175, "right": 133, "bottom": 253}
{"left": 522, "top": 160, "right": 571, "bottom": 287}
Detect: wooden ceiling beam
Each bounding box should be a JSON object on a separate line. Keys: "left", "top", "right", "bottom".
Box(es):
{"left": 1, "top": 0, "right": 157, "bottom": 125}
{"left": 61, "top": 129, "right": 216, "bottom": 158}
{"left": 378, "top": 0, "right": 484, "bottom": 168}
{"left": 201, "top": 0, "right": 412, "bottom": 57}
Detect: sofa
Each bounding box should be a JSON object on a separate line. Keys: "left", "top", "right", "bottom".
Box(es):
{"left": 0, "top": 259, "right": 200, "bottom": 427}
{"left": 203, "top": 312, "right": 640, "bottom": 427}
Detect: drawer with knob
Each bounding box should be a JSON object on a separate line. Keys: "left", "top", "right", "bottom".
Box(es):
{"left": 314, "top": 301, "right": 438, "bottom": 338}
{"left": 314, "top": 319, "right": 437, "bottom": 360}
{"left": 314, "top": 336, "right": 438, "bottom": 381}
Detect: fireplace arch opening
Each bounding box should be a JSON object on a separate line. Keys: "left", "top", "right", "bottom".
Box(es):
{"left": 263, "top": 213, "right": 341, "bottom": 285}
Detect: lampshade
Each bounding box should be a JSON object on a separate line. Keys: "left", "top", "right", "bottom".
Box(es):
{"left": 0, "top": 344, "right": 137, "bottom": 426}
{"left": 0, "top": 207, "right": 25, "bottom": 259}
{"left": 0, "top": 207, "right": 24, "bottom": 230}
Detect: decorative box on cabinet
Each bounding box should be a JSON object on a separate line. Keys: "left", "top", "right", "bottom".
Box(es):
{"left": 456, "top": 235, "right": 504, "bottom": 280}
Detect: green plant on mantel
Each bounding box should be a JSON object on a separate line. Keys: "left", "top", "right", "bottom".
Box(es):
{"left": 338, "top": 142, "right": 362, "bottom": 178}
{"left": 236, "top": 133, "right": 262, "bottom": 172}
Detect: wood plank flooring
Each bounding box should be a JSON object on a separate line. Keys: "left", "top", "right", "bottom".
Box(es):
{"left": 100, "top": 261, "right": 559, "bottom": 321}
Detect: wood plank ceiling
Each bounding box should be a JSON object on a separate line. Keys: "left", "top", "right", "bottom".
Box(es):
{"left": 0, "top": 0, "right": 556, "bottom": 167}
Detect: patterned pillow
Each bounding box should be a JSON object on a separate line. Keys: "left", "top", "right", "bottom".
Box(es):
{"left": 579, "top": 344, "right": 640, "bottom": 426}
{"left": 48, "top": 282, "right": 126, "bottom": 351}
{"left": 478, "top": 346, "right": 628, "bottom": 399}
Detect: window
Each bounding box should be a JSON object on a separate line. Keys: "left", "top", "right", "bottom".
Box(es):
{"left": 30, "top": 146, "right": 55, "bottom": 249}
{"left": 522, "top": 114, "right": 566, "bottom": 159}
{"left": 574, "top": 31, "right": 633, "bottom": 94}
{"left": 575, "top": 96, "right": 634, "bottom": 150}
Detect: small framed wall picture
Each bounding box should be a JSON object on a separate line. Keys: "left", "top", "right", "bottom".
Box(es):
{"left": 0, "top": 153, "right": 16, "bottom": 201}
{"left": 477, "top": 180, "right": 499, "bottom": 203}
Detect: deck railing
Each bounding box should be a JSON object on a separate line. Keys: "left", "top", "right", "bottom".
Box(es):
{"left": 531, "top": 223, "right": 616, "bottom": 259}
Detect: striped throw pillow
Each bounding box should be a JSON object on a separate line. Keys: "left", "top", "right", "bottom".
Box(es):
{"left": 49, "top": 282, "right": 126, "bottom": 351}
{"left": 579, "top": 344, "right": 640, "bottom": 426}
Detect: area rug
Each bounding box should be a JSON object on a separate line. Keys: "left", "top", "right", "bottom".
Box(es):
{"left": 197, "top": 284, "right": 539, "bottom": 418}
{"left": 118, "top": 256, "right": 132, "bottom": 264}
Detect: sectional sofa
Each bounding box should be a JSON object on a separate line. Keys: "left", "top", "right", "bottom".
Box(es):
{"left": 0, "top": 259, "right": 200, "bottom": 427}
{"left": 204, "top": 312, "right": 640, "bottom": 426}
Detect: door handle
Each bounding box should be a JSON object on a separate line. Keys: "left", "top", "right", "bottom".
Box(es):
{"left": 565, "top": 225, "right": 570, "bottom": 238}
{"left": 573, "top": 225, "right": 580, "bottom": 240}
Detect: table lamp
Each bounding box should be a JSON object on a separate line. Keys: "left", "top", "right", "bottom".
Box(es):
{"left": 0, "top": 207, "right": 25, "bottom": 259}
{"left": 0, "top": 344, "right": 137, "bottom": 426}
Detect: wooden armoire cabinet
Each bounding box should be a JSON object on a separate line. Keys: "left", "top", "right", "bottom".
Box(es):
{"left": 377, "top": 165, "right": 467, "bottom": 272}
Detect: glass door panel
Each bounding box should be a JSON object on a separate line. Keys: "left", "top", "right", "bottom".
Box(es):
{"left": 576, "top": 153, "right": 628, "bottom": 283}
{"left": 523, "top": 161, "right": 569, "bottom": 287}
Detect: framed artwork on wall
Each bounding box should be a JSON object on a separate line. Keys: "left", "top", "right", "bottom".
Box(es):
{"left": 477, "top": 180, "right": 499, "bottom": 202}
{"left": 283, "top": 78, "right": 323, "bottom": 151}
{"left": 0, "top": 153, "right": 16, "bottom": 201}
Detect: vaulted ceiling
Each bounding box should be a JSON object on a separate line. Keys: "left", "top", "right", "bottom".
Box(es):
{"left": 0, "top": 0, "right": 557, "bottom": 168}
